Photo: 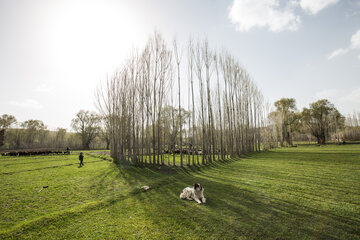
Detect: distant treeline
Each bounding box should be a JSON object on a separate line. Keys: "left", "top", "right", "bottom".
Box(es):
{"left": 269, "top": 98, "right": 360, "bottom": 146}
{"left": 1, "top": 149, "right": 66, "bottom": 156}
{"left": 0, "top": 117, "right": 108, "bottom": 151}
{"left": 343, "top": 112, "right": 360, "bottom": 141}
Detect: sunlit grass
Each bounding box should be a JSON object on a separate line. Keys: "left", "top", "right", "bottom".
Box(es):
{"left": 1, "top": 144, "right": 359, "bottom": 239}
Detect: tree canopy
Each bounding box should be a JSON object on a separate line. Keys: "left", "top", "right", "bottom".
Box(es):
{"left": 302, "top": 99, "right": 344, "bottom": 144}
{"left": 71, "top": 110, "right": 101, "bottom": 150}
{"left": 270, "top": 98, "right": 300, "bottom": 146}
{"left": 0, "top": 114, "right": 17, "bottom": 147}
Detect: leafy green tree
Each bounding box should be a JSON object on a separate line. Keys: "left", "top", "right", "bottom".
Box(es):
{"left": 71, "top": 110, "right": 101, "bottom": 150}
{"left": 271, "top": 98, "right": 300, "bottom": 146}
{"left": 302, "top": 99, "right": 344, "bottom": 144}
{"left": 0, "top": 114, "right": 17, "bottom": 147}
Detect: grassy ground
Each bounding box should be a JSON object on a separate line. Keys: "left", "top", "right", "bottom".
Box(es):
{"left": 0, "top": 145, "right": 359, "bottom": 239}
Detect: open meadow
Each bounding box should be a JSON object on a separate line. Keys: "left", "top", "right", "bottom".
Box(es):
{"left": 1, "top": 145, "right": 359, "bottom": 239}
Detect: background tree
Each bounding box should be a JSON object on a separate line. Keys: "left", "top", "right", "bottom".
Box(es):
{"left": 55, "top": 128, "right": 67, "bottom": 148}
{"left": 0, "top": 114, "right": 16, "bottom": 147}
{"left": 302, "top": 99, "right": 344, "bottom": 144}
{"left": 71, "top": 110, "right": 101, "bottom": 150}
{"left": 343, "top": 112, "right": 360, "bottom": 141}
{"left": 5, "top": 124, "right": 24, "bottom": 149}
{"left": 21, "top": 120, "right": 47, "bottom": 148}
{"left": 99, "top": 117, "right": 111, "bottom": 150}
{"left": 272, "top": 98, "right": 299, "bottom": 146}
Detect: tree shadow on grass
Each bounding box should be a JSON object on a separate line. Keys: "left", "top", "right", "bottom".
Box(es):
{"left": 83, "top": 151, "right": 360, "bottom": 239}
{"left": 129, "top": 170, "right": 360, "bottom": 240}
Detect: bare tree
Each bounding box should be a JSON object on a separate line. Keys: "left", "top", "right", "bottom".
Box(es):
{"left": 188, "top": 39, "right": 197, "bottom": 165}
{"left": 55, "top": 128, "right": 67, "bottom": 148}
{"left": 202, "top": 41, "right": 215, "bottom": 162}
{"left": 214, "top": 54, "right": 224, "bottom": 160}
{"left": 96, "top": 33, "right": 271, "bottom": 165}
{"left": 194, "top": 41, "right": 207, "bottom": 164}
{"left": 99, "top": 117, "right": 111, "bottom": 150}
{"left": 173, "top": 38, "right": 183, "bottom": 166}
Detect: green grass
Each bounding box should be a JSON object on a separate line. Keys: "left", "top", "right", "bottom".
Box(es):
{"left": 0, "top": 145, "right": 359, "bottom": 239}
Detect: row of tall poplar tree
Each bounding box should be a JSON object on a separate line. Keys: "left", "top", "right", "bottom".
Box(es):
{"left": 96, "top": 32, "right": 274, "bottom": 166}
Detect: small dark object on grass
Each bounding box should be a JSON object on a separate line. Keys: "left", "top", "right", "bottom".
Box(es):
{"left": 38, "top": 186, "right": 49, "bottom": 193}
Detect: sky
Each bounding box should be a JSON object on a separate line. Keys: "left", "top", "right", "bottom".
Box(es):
{"left": 0, "top": 0, "right": 360, "bottom": 130}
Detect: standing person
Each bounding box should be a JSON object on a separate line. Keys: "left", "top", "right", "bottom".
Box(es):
{"left": 79, "top": 152, "right": 84, "bottom": 167}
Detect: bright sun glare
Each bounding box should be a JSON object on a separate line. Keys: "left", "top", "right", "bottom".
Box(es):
{"left": 44, "top": 0, "right": 148, "bottom": 88}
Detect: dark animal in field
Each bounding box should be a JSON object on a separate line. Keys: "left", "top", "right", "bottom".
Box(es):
{"left": 1, "top": 149, "right": 69, "bottom": 156}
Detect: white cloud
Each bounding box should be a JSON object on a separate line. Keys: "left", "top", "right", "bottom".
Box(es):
{"left": 300, "top": 0, "right": 340, "bottom": 15}
{"left": 342, "top": 88, "right": 360, "bottom": 103}
{"left": 315, "top": 89, "right": 345, "bottom": 99}
{"left": 328, "top": 29, "right": 360, "bottom": 60}
{"left": 228, "top": 0, "right": 301, "bottom": 32}
{"left": 228, "top": 0, "right": 342, "bottom": 32}
{"left": 35, "top": 84, "right": 53, "bottom": 92}
{"left": 350, "top": 29, "right": 360, "bottom": 49}
{"left": 9, "top": 99, "right": 43, "bottom": 109}
{"left": 315, "top": 88, "right": 360, "bottom": 113}
{"left": 328, "top": 48, "right": 349, "bottom": 59}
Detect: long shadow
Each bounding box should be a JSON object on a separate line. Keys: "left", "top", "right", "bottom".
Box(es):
{"left": 2, "top": 158, "right": 75, "bottom": 166}
{"left": 258, "top": 151, "right": 360, "bottom": 158}
{"left": 131, "top": 173, "right": 360, "bottom": 240}
{"left": 61, "top": 154, "right": 357, "bottom": 239}
{"left": 194, "top": 163, "right": 360, "bottom": 195}
{"left": 99, "top": 151, "right": 360, "bottom": 239}
{"left": 0, "top": 159, "right": 105, "bottom": 175}
{"left": 0, "top": 155, "right": 67, "bottom": 163}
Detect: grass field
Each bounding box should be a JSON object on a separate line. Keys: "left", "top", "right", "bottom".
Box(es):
{"left": 0, "top": 145, "right": 359, "bottom": 239}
